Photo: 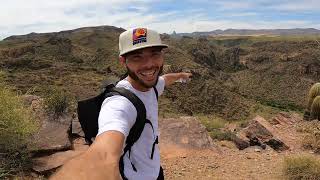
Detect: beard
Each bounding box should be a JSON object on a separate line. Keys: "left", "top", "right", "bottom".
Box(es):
{"left": 126, "top": 65, "right": 163, "bottom": 89}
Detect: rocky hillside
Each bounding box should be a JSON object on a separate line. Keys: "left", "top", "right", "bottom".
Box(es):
{"left": 0, "top": 25, "right": 319, "bottom": 120}
{"left": 177, "top": 28, "right": 320, "bottom": 37}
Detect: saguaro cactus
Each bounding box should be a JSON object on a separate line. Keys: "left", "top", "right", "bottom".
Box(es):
{"left": 311, "top": 96, "right": 320, "bottom": 120}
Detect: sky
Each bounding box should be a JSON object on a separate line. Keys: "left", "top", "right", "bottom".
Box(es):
{"left": 1, "top": 0, "right": 320, "bottom": 39}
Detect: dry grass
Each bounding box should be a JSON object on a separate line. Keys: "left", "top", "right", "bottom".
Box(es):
{"left": 43, "top": 86, "right": 70, "bottom": 116}
{"left": 283, "top": 155, "right": 320, "bottom": 180}
{"left": 0, "top": 71, "right": 38, "bottom": 178}
{"left": 297, "top": 120, "right": 320, "bottom": 153}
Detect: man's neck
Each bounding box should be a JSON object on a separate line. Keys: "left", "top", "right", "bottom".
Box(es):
{"left": 127, "top": 76, "right": 150, "bottom": 92}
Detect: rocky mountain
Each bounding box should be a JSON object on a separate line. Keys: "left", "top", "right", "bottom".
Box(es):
{"left": 177, "top": 28, "right": 320, "bottom": 37}
{"left": 0, "top": 25, "right": 319, "bottom": 121}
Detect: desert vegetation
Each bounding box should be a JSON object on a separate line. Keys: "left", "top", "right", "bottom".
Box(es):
{"left": 0, "top": 71, "right": 38, "bottom": 177}
{"left": 43, "top": 87, "right": 70, "bottom": 116}
{"left": 0, "top": 26, "right": 320, "bottom": 179}
{"left": 283, "top": 155, "right": 320, "bottom": 180}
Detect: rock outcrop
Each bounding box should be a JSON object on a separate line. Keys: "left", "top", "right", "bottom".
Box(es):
{"left": 21, "top": 95, "right": 84, "bottom": 174}
{"left": 22, "top": 95, "right": 73, "bottom": 154}
{"left": 159, "top": 116, "right": 216, "bottom": 149}
{"left": 233, "top": 113, "right": 302, "bottom": 151}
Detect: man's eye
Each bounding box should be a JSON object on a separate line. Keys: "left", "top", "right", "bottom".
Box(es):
{"left": 152, "top": 52, "right": 161, "bottom": 57}
{"left": 131, "top": 55, "right": 142, "bottom": 60}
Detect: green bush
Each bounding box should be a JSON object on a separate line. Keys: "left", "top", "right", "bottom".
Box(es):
{"left": 197, "top": 115, "right": 236, "bottom": 141}
{"left": 209, "top": 130, "right": 236, "bottom": 141}
{"left": 283, "top": 155, "right": 320, "bottom": 180}
{"left": 44, "top": 87, "right": 69, "bottom": 116}
{"left": 197, "top": 115, "right": 226, "bottom": 132}
{"left": 0, "top": 74, "right": 38, "bottom": 176}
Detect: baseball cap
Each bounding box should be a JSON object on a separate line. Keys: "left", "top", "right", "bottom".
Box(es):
{"left": 119, "top": 28, "right": 168, "bottom": 56}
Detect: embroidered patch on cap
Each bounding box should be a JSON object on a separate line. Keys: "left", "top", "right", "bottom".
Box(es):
{"left": 133, "top": 28, "right": 147, "bottom": 45}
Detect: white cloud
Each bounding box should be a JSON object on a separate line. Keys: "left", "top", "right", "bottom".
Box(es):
{"left": 0, "top": 0, "right": 320, "bottom": 40}
{"left": 216, "top": 1, "right": 255, "bottom": 10}
{"left": 270, "top": 0, "right": 320, "bottom": 11}
{"left": 225, "top": 12, "right": 258, "bottom": 17}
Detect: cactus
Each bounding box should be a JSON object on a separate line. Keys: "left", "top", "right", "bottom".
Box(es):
{"left": 311, "top": 96, "right": 320, "bottom": 120}
{"left": 307, "top": 83, "right": 320, "bottom": 111}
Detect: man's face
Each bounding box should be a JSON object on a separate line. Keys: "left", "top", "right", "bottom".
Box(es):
{"left": 121, "top": 47, "right": 164, "bottom": 90}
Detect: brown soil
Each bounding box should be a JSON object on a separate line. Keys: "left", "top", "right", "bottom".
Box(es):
{"left": 161, "top": 144, "right": 289, "bottom": 180}
{"left": 160, "top": 117, "right": 319, "bottom": 180}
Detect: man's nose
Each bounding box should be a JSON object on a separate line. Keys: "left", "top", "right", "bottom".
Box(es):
{"left": 142, "top": 55, "right": 154, "bottom": 66}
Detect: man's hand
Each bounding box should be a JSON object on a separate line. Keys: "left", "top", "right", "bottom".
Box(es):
{"left": 162, "top": 72, "right": 192, "bottom": 87}
{"left": 50, "top": 131, "right": 124, "bottom": 180}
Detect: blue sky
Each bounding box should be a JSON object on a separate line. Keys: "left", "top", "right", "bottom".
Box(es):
{"left": 1, "top": 0, "right": 320, "bottom": 39}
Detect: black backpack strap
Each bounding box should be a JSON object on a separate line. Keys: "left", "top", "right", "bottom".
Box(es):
{"left": 157, "top": 166, "right": 164, "bottom": 180}
{"left": 107, "top": 87, "right": 160, "bottom": 178}
{"left": 108, "top": 87, "right": 147, "bottom": 179}
{"left": 151, "top": 136, "right": 159, "bottom": 159}
{"left": 108, "top": 87, "right": 147, "bottom": 145}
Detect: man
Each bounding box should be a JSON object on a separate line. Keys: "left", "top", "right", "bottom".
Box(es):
{"left": 51, "top": 28, "right": 191, "bottom": 180}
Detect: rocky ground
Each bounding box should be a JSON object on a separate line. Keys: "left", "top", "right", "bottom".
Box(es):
{"left": 14, "top": 96, "right": 320, "bottom": 179}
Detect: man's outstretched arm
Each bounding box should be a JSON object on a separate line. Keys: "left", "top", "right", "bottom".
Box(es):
{"left": 162, "top": 72, "right": 192, "bottom": 87}
{"left": 50, "top": 131, "right": 124, "bottom": 180}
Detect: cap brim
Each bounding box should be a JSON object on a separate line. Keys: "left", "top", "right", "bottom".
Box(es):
{"left": 119, "top": 44, "right": 168, "bottom": 56}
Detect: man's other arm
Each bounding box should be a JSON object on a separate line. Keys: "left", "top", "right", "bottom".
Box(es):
{"left": 50, "top": 130, "right": 124, "bottom": 180}
{"left": 162, "top": 72, "right": 192, "bottom": 87}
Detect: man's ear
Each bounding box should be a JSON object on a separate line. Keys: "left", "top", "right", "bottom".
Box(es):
{"left": 119, "top": 56, "right": 126, "bottom": 67}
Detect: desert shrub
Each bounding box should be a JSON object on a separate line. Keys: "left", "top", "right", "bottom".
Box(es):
{"left": 0, "top": 73, "right": 38, "bottom": 176}
{"left": 209, "top": 130, "right": 236, "bottom": 141}
{"left": 303, "top": 133, "right": 320, "bottom": 153}
{"left": 307, "top": 83, "right": 320, "bottom": 111}
{"left": 197, "top": 115, "right": 226, "bottom": 132}
{"left": 44, "top": 87, "right": 69, "bottom": 116}
{"left": 197, "top": 115, "right": 236, "bottom": 141}
{"left": 299, "top": 120, "right": 320, "bottom": 153}
{"left": 283, "top": 155, "right": 320, "bottom": 180}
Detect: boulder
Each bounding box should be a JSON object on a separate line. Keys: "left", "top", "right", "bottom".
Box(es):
{"left": 234, "top": 115, "right": 289, "bottom": 151}
{"left": 32, "top": 150, "right": 82, "bottom": 174}
{"left": 31, "top": 116, "right": 72, "bottom": 153}
{"left": 32, "top": 137, "right": 89, "bottom": 175}
{"left": 71, "top": 114, "right": 84, "bottom": 137}
{"left": 270, "top": 112, "right": 301, "bottom": 125}
{"left": 159, "top": 116, "right": 215, "bottom": 149}
{"left": 21, "top": 95, "right": 73, "bottom": 154}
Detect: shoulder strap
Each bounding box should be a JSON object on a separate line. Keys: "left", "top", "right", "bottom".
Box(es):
{"left": 107, "top": 87, "right": 147, "bottom": 146}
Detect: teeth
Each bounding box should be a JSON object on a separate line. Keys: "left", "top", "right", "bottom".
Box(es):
{"left": 141, "top": 70, "right": 155, "bottom": 76}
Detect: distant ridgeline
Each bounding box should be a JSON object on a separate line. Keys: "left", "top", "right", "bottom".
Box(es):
{"left": 174, "top": 28, "right": 320, "bottom": 37}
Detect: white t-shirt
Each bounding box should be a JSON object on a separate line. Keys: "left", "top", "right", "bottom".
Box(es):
{"left": 97, "top": 76, "right": 165, "bottom": 180}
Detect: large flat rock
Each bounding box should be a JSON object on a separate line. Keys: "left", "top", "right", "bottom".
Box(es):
{"left": 33, "top": 150, "right": 82, "bottom": 173}
{"left": 32, "top": 137, "right": 89, "bottom": 174}
{"left": 159, "top": 116, "right": 216, "bottom": 150}
{"left": 22, "top": 95, "right": 73, "bottom": 153}
{"left": 31, "top": 117, "right": 72, "bottom": 153}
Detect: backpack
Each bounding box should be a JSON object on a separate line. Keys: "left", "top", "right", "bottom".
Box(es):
{"left": 77, "top": 81, "right": 161, "bottom": 179}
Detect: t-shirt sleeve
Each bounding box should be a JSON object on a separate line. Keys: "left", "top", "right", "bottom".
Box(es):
{"left": 156, "top": 76, "right": 165, "bottom": 96}
{"left": 97, "top": 95, "right": 137, "bottom": 137}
